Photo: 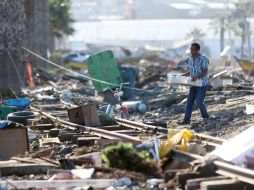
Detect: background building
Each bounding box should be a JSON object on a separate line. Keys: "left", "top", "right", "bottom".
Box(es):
{"left": 67, "top": 0, "right": 253, "bottom": 59}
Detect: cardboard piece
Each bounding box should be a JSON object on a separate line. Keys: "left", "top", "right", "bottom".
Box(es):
{"left": 211, "top": 125, "right": 254, "bottom": 165}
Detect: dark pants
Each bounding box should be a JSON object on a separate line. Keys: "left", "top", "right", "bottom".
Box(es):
{"left": 184, "top": 86, "right": 209, "bottom": 122}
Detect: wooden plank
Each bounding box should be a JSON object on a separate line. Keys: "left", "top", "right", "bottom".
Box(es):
{"left": 31, "top": 124, "right": 54, "bottom": 130}
{"left": 59, "top": 132, "right": 80, "bottom": 142}
{"left": 30, "top": 147, "right": 57, "bottom": 158}
{"left": 177, "top": 171, "right": 200, "bottom": 189}
{"left": 48, "top": 128, "right": 61, "bottom": 137}
{"left": 186, "top": 176, "right": 228, "bottom": 190}
{"left": 100, "top": 125, "right": 128, "bottom": 131}
{"left": 0, "top": 179, "right": 123, "bottom": 189}
{"left": 94, "top": 138, "right": 132, "bottom": 147}
{"left": 200, "top": 179, "right": 243, "bottom": 190}
{"left": 0, "top": 163, "right": 58, "bottom": 176}
{"left": 40, "top": 137, "right": 60, "bottom": 146}
{"left": 77, "top": 137, "right": 101, "bottom": 147}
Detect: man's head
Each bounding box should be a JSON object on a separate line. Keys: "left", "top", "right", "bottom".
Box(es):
{"left": 190, "top": 43, "right": 200, "bottom": 57}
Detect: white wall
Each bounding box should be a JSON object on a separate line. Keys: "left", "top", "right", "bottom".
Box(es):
{"left": 68, "top": 18, "right": 254, "bottom": 58}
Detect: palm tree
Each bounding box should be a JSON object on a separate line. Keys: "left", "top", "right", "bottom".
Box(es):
{"left": 210, "top": 0, "right": 254, "bottom": 59}
{"left": 49, "top": 0, "right": 74, "bottom": 52}
{"left": 232, "top": 0, "right": 254, "bottom": 58}
{"left": 210, "top": 13, "right": 226, "bottom": 52}
{"left": 185, "top": 27, "right": 206, "bottom": 42}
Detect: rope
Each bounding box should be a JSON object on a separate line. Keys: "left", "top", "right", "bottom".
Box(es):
{"left": 7, "top": 51, "right": 25, "bottom": 87}
{"left": 22, "top": 47, "right": 166, "bottom": 93}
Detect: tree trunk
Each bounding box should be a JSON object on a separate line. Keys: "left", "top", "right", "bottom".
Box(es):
{"left": 245, "top": 20, "right": 251, "bottom": 59}
{"left": 49, "top": 25, "right": 56, "bottom": 53}
{"left": 24, "top": 0, "right": 49, "bottom": 68}
{"left": 241, "top": 32, "right": 246, "bottom": 58}
{"left": 0, "top": 0, "right": 26, "bottom": 92}
{"left": 220, "top": 18, "right": 225, "bottom": 52}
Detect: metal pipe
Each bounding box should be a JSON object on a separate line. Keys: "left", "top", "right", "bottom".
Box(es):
{"left": 196, "top": 134, "right": 225, "bottom": 145}
{"left": 115, "top": 117, "right": 168, "bottom": 133}
{"left": 115, "top": 118, "right": 225, "bottom": 146}
{"left": 171, "top": 149, "right": 203, "bottom": 162}
{"left": 214, "top": 160, "right": 254, "bottom": 185}
{"left": 171, "top": 149, "right": 254, "bottom": 185}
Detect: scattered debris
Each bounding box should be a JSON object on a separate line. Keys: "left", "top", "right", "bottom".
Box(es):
{"left": 1, "top": 47, "right": 254, "bottom": 189}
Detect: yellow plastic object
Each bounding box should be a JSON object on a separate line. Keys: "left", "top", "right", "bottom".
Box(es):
{"left": 159, "top": 129, "right": 195, "bottom": 159}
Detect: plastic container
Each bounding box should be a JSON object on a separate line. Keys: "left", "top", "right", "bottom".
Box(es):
{"left": 0, "top": 106, "right": 17, "bottom": 119}
{"left": 4, "top": 97, "right": 30, "bottom": 110}
{"left": 167, "top": 73, "right": 202, "bottom": 87}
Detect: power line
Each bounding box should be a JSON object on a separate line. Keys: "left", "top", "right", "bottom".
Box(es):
{"left": 22, "top": 47, "right": 166, "bottom": 93}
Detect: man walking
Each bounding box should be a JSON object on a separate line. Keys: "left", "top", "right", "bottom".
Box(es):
{"left": 179, "top": 43, "right": 210, "bottom": 125}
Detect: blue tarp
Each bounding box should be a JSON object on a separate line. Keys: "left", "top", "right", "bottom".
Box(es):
{"left": 0, "top": 120, "right": 11, "bottom": 129}
{"left": 4, "top": 97, "right": 30, "bottom": 111}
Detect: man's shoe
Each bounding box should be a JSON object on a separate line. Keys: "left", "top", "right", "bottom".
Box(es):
{"left": 178, "top": 120, "right": 190, "bottom": 125}
{"left": 203, "top": 115, "right": 216, "bottom": 122}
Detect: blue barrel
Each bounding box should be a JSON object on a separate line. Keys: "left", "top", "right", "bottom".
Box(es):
{"left": 119, "top": 67, "right": 137, "bottom": 100}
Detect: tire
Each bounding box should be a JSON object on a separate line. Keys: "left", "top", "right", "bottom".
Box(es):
{"left": 7, "top": 111, "right": 38, "bottom": 125}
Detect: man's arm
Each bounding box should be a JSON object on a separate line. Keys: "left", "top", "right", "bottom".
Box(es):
{"left": 191, "top": 68, "right": 208, "bottom": 81}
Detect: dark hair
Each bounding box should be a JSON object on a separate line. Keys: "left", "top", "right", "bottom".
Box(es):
{"left": 191, "top": 43, "right": 200, "bottom": 50}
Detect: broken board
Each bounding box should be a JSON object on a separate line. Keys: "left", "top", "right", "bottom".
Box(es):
{"left": 0, "top": 127, "right": 28, "bottom": 160}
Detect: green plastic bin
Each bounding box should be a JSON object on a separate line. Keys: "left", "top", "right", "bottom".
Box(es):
{"left": 87, "top": 50, "right": 122, "bottom": 92}
{"left": 0, "top": 106, "right": 17, "bottom": 120}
